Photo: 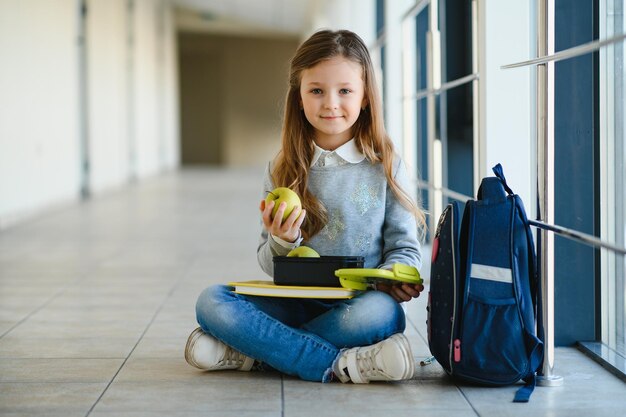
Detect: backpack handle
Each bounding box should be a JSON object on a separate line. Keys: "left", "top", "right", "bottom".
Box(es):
{"left": 492, "top": 163, "right": 514, "bottom": 196}
{"left": 477, "top": 163, "right": 514, "bottom": 201}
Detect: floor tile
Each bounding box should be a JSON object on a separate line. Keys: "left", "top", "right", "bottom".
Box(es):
{"left": 93, "top": 378, "right": 281, "bottom": 413}
{"left": 459, "top": 347, "right": 626, "bottom": 416}
{"left": 0, "top": 307, "right": 34, "bottom": 323}
{"left": 0, "top": 284, "right": 66, "bottom": 297}
{"left": 57, "top": 285, "right": 171, "bottom": 299}
{"left": 114, "top": 357, "right": 217, "bottom": 382}
{"left": 0, "top": 412, "right": 85, "bottom": 417}
{"left": 89, "top": 412, "right": 281, "bottom": 417}
{"left": 115, "top": 357, "right": 282, "bottom": 384}
{"left": 85, "top": 265, "right": 184, "bottom": 281}
{"left": 413, "top": 361, "right": 449, "bottom": 380}
{"left": 0, "top": 337, "right": 137, "bottom": 358}
{"left": 0, "top": 358, "right": 123, "bottom": 383}
{"left": 150, "top": 305, "right": 197, "bottom": 323}
{"left": 5, "top": 319, "right": 147, "bottom": 339}
{"left": 42, "top": 294, "right": 164, "bottom": 310}
{"left": 0, "top": 382, "right": 106, "bottom": 414}
{"left": 0, "top": 261, "right": 90, "bottom": 276}
{"left": 283, "top": 378, "right": 474, "bottom": 415}
{"left": 132, "top": 337, "right": 187, "bottom": 358}
{"left": 26, "top": 304, "right": 161, "bottom": 322}
{"left": 26, "top": 307, "right": 157, "bottom": 323}
{"left": 0, "top": 295, "right": 54, "bottom": 309}
{"left": 0, "top": 322, "right": 16, "bottom": 337}
{"left": 143, "top": 320, "right": 197, "bottom": 339}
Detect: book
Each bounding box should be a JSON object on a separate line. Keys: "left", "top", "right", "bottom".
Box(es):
{"left": 227, "top": 280, "right": 356, "bottom": 299}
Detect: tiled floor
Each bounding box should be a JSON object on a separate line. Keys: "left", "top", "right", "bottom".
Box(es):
{"left": 1, "top": 167, "right": 625, "bottom": 416}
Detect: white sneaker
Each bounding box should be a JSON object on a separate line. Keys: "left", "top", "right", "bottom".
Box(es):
{"left": 184, "top": 327, "right": 255, "bottom": 371}
{"left": 333, "top": 333, "right": 415, "bottom": 383}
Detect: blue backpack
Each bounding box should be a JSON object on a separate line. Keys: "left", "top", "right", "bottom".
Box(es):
{"left": 427, "top": 164, "right": 544, "bottom": 402}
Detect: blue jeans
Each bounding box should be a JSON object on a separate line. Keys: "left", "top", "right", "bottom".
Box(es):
{"left": 195, "top": 285, "right": 406, "bottom": 382}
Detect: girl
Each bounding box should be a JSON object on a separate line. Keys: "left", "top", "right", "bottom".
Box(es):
{"left": 185, "top": 29, "right": 426, "bottom": 384}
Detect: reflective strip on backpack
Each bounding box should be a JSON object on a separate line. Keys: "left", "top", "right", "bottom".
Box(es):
{"left": 470, "top": 263, "right": 512, "bottom": 283}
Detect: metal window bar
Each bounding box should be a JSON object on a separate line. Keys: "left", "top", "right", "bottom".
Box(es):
{"left": 415, "top": 179, "right": 474, "bottom": 203}
{"left": 414, "top": 179, "right": 626, "bottom": 256}
{"left": 502, "top": 31, "right": 626, "bottom": 69}
{"left": 406, "top": 73, "right": 479, "bottom": 101}
{"left": 401, "top": 0, "right": 430, "bottom": 22}
{"left": 535, "top": 0, "right": 560, "bottom": 386}
{"left": 370, "top": 32, "right": 388, "bottom": 51}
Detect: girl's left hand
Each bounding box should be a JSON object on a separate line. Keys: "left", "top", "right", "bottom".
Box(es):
{"left": 376, "top": 282, "right": 424, "bottom": 303}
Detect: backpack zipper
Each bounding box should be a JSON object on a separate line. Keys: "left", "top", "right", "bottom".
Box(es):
{"left": 447, "top": 205, "right": 459, "bottom": 371}
{"left": 453, "top": 339, "right": 461, "bottom": 362}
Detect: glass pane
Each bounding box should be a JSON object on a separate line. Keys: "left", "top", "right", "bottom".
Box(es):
{"left": 415, "top": 6, "right": 430, "bottom": 214}
{"left": 601, "top": 0, "right": 626, "bottom": 356}
{"left": 376, "top": 0, "right": 385, "bottom": 37}
{"left": 441, "top": 0, "right": 474, "bottom": 82}
{"left": 413, "top": 1, "right": 476, "bottom": 226}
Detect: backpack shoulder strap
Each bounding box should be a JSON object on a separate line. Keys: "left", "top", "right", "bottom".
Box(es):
{"left": 513, "top": 191, "right": 545, "bottom": 403}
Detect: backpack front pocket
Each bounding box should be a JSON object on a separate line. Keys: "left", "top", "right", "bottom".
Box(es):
{"left": 456, "top": 294, "right": 528, "bottom": 384}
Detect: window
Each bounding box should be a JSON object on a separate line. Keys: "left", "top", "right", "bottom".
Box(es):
{"left": 599, "top": 0, "right": 626, "bottom": 362}
{"left": 400, "top": 0, "right": 477, "bottom": 235}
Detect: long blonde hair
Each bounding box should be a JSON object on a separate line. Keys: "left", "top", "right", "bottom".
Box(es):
{"left": 272, "top": 29, "right": 426, "bottom": 240}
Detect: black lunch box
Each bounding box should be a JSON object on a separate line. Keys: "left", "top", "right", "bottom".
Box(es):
{"left": 273, "top": 256, "right": 364, "bottom": 287}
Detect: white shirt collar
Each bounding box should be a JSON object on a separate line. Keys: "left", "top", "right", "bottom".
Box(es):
{"left": 310, "top": 139, "right": 366, "bottom": 167}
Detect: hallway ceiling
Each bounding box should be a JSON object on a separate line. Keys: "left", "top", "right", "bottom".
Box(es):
{"left": 173, "top": 0, "right": 314, "bottom": 38}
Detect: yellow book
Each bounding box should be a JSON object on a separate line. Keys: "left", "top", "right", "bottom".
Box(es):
{"left": 227, "top": 280, "right": 356, "bottom": 299}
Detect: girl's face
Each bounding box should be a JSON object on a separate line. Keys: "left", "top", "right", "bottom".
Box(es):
{"left": 299, "top": 56, "right": 367, "bottom": 150}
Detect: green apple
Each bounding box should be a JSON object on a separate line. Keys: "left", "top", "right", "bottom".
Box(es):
{"left": 265, "top": 187, "right": 301, "bottom": 222}
{"left": 287, "top": 246, "right": 320, "bottom": 257}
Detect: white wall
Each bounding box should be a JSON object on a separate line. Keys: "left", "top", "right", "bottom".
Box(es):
{"left": 178, "top": 33, "right": 298, "bottom": 167}
{"left": 0, "top": 0, "right": 180, "bottom": 229}
{"left": 87, "top": 0, "right": 130, "bottom": 193}
{"left": 307, "top": 0, "right": 376, "bottom": 46}
{"left": 0, "top": 0, "right": 81, "bottom": 228}
{"left": 479, "top": 0, "right": 534, "bottom": 205}
{"left": 220, "top": 37, "right": 299, "bottom": 166}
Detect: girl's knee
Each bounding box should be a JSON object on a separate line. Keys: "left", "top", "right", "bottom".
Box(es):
{"left": 195, "top": 285, "right": 236, "bottom": 330}
{"left": 362, "top": 291, "right": 406, "bottom": 331}
{"left": 196, "top": 285, "right": 228, "bottom": 311}
{"left": 332, "top": 291, "right": 406, "bottom": 345}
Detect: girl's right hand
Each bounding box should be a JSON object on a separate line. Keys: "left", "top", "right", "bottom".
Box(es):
{"left": 260, "top": 199, "right": 306, "bottom": 243}
{"left": 376, "top": 282, "right": 424, "bottom": 303}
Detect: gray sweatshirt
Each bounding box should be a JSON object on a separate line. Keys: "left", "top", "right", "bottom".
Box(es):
{"left": 257, "top": 158, "right": 422, "bottom": 277}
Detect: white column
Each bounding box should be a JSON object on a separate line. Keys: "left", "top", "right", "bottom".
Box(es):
{"left": 384, "top": 0, "right": 414, "bottom": 152}
{"left": 479, "top": 0, "right": 533, "bottom": 204}
{"left": 401, "top": 16, "right": 417, "bottom": 176}
{"left": 86, "top": 0, "right": 131, "bottom": 193}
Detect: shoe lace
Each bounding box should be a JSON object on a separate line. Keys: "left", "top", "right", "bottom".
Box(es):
{"left": 219, "top": 347, "right": 245, "bottom": 367}
{"left": 356, "top": 345, "right": 392, "bottom": 379}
